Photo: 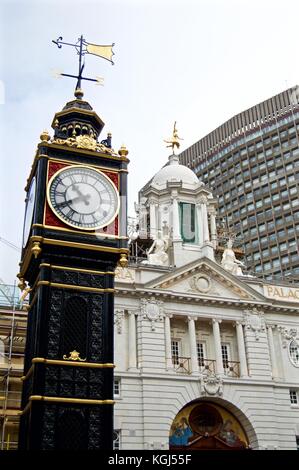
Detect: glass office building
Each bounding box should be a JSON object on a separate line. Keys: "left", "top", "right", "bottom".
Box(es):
{"left": 179, "top": 87, "right": 299, "bottom": 281}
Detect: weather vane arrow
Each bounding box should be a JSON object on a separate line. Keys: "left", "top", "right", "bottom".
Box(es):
{"left": 52, "top": 35, "right": 115, "bottom": 97}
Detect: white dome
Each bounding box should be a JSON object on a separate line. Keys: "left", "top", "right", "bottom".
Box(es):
{"left": 152, "top": 154, "right": 199, "bottom": 186}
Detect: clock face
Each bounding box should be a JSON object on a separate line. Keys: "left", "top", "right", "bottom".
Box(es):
{"left": 47, "top": 165, "right": 120, "bottom": 230}
{"left": 22, "top": 177, "right": 36, "bottom": 248}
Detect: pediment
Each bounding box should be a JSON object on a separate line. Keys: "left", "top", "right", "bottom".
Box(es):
{"left": 145, "top": 258, "right": 266, "bottom": 302}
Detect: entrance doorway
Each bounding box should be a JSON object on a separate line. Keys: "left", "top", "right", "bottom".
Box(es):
{"left": 169, "top": 401, "right": 249, "bottom": 450}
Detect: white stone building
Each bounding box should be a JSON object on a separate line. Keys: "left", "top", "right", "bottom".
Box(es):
{"left": 113, "top": 152, "right": 299, "bottom": 450}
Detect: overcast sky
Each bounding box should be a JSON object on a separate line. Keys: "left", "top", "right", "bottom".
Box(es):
{"left": 1, "top": 0, "right": 299, "bottom": 285}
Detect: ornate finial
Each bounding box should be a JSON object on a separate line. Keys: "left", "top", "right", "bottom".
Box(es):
{"left": 63, "top": 350, "right": 86, "bottom": 362}
{"left": 119, "top": 253, "right": 128, "bottom": 268}
{"left": 40, "top": 130, "right": 51, "bottom": 142}
{"left": 74, "top": 88, "right": 84, "bottom": 99}
{"left": 164, "top": 121, "right": 183, "bottom": 154}
{"left": 118, "top": 144, "right": 129, "bottom": 157}
{"left": 17, "top": 277, "right": 26, "bottom": 291}
{"left": 31, "top": 242, "right": 42, "bottom": 259}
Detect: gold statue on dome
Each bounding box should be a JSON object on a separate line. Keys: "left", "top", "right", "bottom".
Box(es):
{"left": 164, "top": 121, "right": 183, "bottom": 153}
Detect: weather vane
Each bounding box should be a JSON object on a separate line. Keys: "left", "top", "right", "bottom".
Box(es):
{"left": 52, "top": 35, "right": 115, "bottom": 97}
{"left": 164, "top": 121, "right": 183, "bottom": 154}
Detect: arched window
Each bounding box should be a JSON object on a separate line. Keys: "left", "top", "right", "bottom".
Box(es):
{"left": 289, "top": 340, "right": 299, "bottom": 367}
{"left": 179, "top": 203, "right": 197, "bottom": 243}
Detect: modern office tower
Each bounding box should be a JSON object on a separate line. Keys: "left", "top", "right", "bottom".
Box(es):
{"left": 179, "top": 87, "right": 299, "bottom": 281}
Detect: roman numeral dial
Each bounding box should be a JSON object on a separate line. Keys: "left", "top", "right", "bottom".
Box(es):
{"left": 47, "top": 165, "right": 119, "bottom": 230}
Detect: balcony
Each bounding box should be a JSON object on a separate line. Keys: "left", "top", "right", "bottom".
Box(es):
{"left": 172, "top": 356, "right": 191, "bottom": 374}
{"left": 223, "top": 360, "right": 240, "bottom": 378}
{"left": 172, "top": 357, "right": 241, "bottom": 377}
{"left": 199, "top": 358, "right": 240, "bottom": 377}
{"left": 198, "top": 358, "right": 216, "bottom": 374}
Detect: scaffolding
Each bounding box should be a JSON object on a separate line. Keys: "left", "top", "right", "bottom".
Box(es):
{"left": 0, "top": 283, "right": 27, "bottom": 450}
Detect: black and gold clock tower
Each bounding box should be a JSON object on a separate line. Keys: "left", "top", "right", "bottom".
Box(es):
{"left": 17, "top": 87, "right": 129, "bottom": 450}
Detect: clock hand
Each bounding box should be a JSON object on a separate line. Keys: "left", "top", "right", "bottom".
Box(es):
{"left": 72, "top": 184, "right": 90, "bottom": 205}
{"left": 56, "top": 200, "right": 72, "bottom": 208}
{"left": 56, "top": 194, "right": 91, "bottom": 208}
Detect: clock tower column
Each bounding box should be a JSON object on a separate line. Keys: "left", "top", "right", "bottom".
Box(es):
{"left": 18, "top": 90, "right": 129, "bottom": 450}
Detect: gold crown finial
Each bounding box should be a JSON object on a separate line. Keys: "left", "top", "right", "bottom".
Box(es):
{"left": 40, "top": 130, "right": 51, "bottom": 142}
{"left": 118, "top": 144, "right": 129, "bottom": 157}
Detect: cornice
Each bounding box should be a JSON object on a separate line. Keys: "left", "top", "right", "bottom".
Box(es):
{"left": 114, "top": 286, "right": 299, "bottom": 314}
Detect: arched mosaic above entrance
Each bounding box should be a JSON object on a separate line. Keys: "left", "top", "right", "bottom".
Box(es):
{"left": 169, "top": 401, "right": 249, "bottom": 450}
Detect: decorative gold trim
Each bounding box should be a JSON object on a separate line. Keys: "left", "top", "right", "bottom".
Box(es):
{"left": 20, "top": 286, "right": 31, "bottom": 301}
{"left": 42, "top": 143, "right": 129, "bottom": 162}
{"left": 51, "top": 134, "right": 118, "bottom": 157}
{"left": 39, "top": 263, "right": 115, "bottom": 276}
{"left": 17, "top": 277, "right": 26, "bottom": 291}
{"left": 21, "top": 365, "right": 35, "bottom": 382}
{"left": 63, "top": 350, "right": 86, "bottom": 362}
{"left": 25, "top": 153, "right": 126, "bottom": 193}
{"left": 29, "top": 395, "right": 115, "bottom": 405}
{"left": 42, "top": 237, "right": 129, "bottom": 255}
{"left": 32, "top": 357, "right": 115, "bottom": 368}
{"left": 20, "top": 395, "right": 115, "bottom": 414}
{"left": 46, "top": 164, "right": 120, "bottom": 231}
{"left": 19, "top": 235, "right": 128, "bottom": 278}
{"left": 37, "top": 280, "right": 114, "bottom": 293}
{"left": 119, "top": 253, "right": 128, "bottom": 268}
{"left": 26, "top": 291, "right": 38, "bottom": 312}
{"left": 31, "top": 241, "right": 42, "bottom": 258}
{"left": 19, "top": 401, "right": 32, "bottom": 416}
{"left": 33, "top": 223, "right": 128, "bottom": 240}
{"left": 118, "top": 144, "right": 129, "bottom": 157}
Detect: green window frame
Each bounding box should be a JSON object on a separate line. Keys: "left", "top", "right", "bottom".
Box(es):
{"left": 179, "top": 202, "right": 197, "bottom": 243}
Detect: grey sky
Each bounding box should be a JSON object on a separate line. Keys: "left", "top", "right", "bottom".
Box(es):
{"left": 1, "top": 0, "right": 299, "bottom": 285}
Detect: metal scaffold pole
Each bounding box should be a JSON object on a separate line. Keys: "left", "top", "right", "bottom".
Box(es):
{"left": 0, "top": 282, "right": 16, "bottom": 450}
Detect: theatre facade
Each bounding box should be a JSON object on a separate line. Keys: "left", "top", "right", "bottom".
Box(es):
{"left": 113, "top": 149, "right": 299, "bottom": 450}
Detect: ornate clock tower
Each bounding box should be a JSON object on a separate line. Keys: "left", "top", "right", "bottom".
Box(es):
{"left": 17, "top": 85, "right": 129, "bottom": 449}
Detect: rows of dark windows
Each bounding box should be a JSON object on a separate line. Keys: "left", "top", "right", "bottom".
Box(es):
{"left": 194, "top": 120, "right": 299, "bottom": 279}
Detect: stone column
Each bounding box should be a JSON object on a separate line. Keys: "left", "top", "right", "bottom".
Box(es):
{"left": 149, "top": 201, "right": 157, "bottom": 239}
{"left": 235, "top": 321, "right": 248, "bottom": 377}
{"left": 196, "top": 203, "right": 203, "bottom": 245}
{"left": 212, "top": 319, "right": 224, "bottom": 375}
{"left": 209, "top": 210, "right": 217, "bottom": 249}
{"left": 188, "top": 316, "right": 199, "bottom": 374}
{"left": 165, "top": 314, "right": 173, "bottom": 369}
{"left": 267, "top": 325, "right": 278, "bottom": 379}
{"left": 128, "top": 311, "right": 137, "bottom": 370}
{"left": 201, "top": 199, "right": 210, "bottom": 243}
{"left": 138, "top": 198, "right": 148, "bottom": 239}
{"left": 171, "top": 195, "right": 181, "bottom": 240}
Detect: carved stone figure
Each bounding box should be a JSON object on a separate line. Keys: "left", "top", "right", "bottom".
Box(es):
{"left": 243, "top": 308, "right": 265, "bottom": 340}
{"left": 221, "top": 238, "right": 244, "bottom": 276}
{"left": 115, "top": 266, "right": 135, "bottom": 282}
{"left": 114, "top": 309, "right": 125, "bottom": 334}
{"left": 140, "top": 298, "right": 164, "bottom": 331}
{"left": 278, "top": 327, "right": 299, "bottom": 348}
{"left": 201, "top": 373, "right": 223, "bottom": 396}
{"left": 144, "top": 231, "right": 169, "bottom": 266}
